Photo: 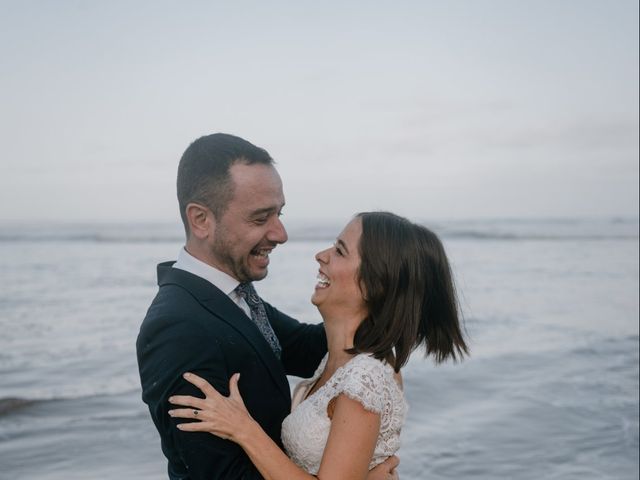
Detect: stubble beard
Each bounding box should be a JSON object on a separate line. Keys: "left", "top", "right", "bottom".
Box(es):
{"left": 211, "top": 229, "right": 265, "bottom": 283}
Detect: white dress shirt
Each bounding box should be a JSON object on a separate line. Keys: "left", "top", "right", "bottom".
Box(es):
{"left": 173, "top": 247, "right": 251, "bottom": 318}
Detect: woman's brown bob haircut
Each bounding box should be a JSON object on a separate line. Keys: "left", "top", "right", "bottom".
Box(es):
{"left": 347, "top": 212, "right": 468, "bottom": 371}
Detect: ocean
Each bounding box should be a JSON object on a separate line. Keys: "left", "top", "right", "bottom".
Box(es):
{"left": 0, "top": 218, "right": 638, "bottom": 479}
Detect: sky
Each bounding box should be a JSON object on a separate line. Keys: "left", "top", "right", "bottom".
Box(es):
{"left": 0, "top": 0, "right": 638, "bottom": 224}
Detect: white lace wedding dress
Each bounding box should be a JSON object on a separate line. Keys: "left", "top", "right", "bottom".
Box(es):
{"left": 281, "top": 353, "right": 408, "bottom": 474}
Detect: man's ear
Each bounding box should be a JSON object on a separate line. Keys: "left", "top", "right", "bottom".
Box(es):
{"left": 185, "top": 202, "right": 214, "bottom": 240}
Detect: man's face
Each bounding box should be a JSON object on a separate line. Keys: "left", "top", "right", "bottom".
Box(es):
{"left": 208, "top": 162, "right": 288, "bottom": 282}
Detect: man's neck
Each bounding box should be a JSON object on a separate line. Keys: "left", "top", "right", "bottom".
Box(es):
{"left": 174, "top": 246, "right": 240, "bottom": 295}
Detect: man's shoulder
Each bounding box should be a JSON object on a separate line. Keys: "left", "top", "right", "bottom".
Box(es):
{"left": 142, "top": 282, "right": 209, "bottom": 331}
{"left": 137, "top": 284, "right": 218, "bottom": 359}
{"left": 140, "top": 265, "right": 239, "bottom": 333}
{"left": 138, "top": 262, "right": 203, "bottom": 331}
{"left": 146, "top": 261, "right": 211, "bottom": 311}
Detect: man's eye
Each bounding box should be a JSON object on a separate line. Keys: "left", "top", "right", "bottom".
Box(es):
{"left": 253, "top": 217, "right": 268, "bottom": 225}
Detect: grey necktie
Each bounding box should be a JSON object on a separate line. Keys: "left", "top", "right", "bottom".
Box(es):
{"left": 235, "top": 282, "right": 282, "bottom": 359}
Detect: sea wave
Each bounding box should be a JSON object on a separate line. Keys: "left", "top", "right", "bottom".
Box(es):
{"left": 0, "top": 218, "right": 637, "bottom": 243}
{"left": 0, "top": 230, "right": 637, "bottom": 244}
{"left": 0, "top": 233, "right": 183, "bottom": 244}
{"left": 422, "top": 231, "right": 637, "bottom": 242}
{"left": 0, "top": 388, "right": 142, "bottom": 416}
{"left": 0, "top": 397, "right": 37, "bottom": 415}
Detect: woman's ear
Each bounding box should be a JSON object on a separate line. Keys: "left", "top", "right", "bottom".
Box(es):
{"left": 185, "top": 202, "right": 214, "bottom": 240}
{"left": 358, "top": 276, "right": 369, "bottom": 302}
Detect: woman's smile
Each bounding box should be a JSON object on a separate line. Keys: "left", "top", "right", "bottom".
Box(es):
{"left": 315, "top": 271, "right": 330, "bottom": 289}
{"left": 310, "top": 218, "right": 366, "bottom": 318}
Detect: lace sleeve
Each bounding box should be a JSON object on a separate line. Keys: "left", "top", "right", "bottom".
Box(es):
{"left": 337, "top": 356, "right": 388, "bottom": 414}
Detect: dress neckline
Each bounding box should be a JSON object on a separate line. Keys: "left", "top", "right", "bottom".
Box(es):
{"left": 303, "top": 352, "right": 391, "bottom": 402}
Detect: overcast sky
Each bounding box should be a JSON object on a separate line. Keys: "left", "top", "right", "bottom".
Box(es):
{"left": 0, "top": 0, "right": 638, "bottom": 224}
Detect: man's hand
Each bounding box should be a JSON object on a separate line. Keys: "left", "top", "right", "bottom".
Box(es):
{"left": 366, "top": 455, "right": 400, "bottom": 480}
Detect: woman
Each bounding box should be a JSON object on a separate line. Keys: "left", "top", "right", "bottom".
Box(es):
{"left": 169, "top": 212, "right": 468, "bottom": 479}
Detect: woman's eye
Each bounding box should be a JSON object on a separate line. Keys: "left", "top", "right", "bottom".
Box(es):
{"left": 334, "top": 243, "right": 343, "bottom": 256}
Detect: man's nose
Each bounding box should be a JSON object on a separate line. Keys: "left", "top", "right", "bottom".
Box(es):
{"left": 268, "top": 216, "right": 288, "bottom": 244}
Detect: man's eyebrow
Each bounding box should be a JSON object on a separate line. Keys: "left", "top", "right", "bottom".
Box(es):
{"left": 249, "top": 206, "right": 279, "bottom": 217}
{"left": 336, "top": 238, "right": 349, "bottom": 254}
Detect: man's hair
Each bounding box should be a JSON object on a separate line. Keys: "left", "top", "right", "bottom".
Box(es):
{"left": 347, "top": 212, "right": 469, "bottom": 371}
{"left": 176, "top": 133, "right": 274, "bottom": 235}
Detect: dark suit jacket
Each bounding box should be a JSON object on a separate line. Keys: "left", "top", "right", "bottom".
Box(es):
{"left": 136, "top": 262, "right": 327, "bottom": 479}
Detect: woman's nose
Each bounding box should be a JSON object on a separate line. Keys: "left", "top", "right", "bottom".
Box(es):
{"left": 315, "top": 247, "right": 330, "bottom": 264}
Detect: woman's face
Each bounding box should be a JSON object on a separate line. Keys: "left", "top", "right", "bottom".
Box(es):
{"left": 311, "top": 217, "right": 367, "bottom": 318}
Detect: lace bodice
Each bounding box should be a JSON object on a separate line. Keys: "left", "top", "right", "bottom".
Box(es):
{"left": 281, "top": 354, "right": 407, "bottom": 474}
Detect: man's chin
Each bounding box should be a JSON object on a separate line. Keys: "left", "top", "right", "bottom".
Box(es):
{"left": 242, "top": 267, "right": 268, "bottom": 283}
{"left": 253, "top": 271, "right": 268, "bottom": 282}
{"left": 243, "top": 253, "right": 270, "bottom": 280}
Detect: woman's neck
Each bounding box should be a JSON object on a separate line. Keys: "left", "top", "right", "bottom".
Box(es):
{"left": 322, "top": 312, "right": 361, "bottom": 373}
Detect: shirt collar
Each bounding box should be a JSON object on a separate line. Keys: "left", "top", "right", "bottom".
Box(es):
{"left": 173, "top": 247, "right": 240, "bottom": 296}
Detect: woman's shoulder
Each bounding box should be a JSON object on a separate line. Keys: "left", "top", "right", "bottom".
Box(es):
{"left": 344, "top": 353, "right": 394, "bottom": 377}
{"left": 334, "top": 354, "right": 398, "bottom": 414}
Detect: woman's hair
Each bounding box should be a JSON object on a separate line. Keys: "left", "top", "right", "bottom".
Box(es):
{"left": 347, "top": 211, "right": 468, "bottom": 371}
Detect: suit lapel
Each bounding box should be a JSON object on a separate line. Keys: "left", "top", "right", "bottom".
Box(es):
{"left": 157, "top": 262, "right": 291, "bottom": 401}
{"left": 199, "top": 296, "right": 290, "bottom": 399}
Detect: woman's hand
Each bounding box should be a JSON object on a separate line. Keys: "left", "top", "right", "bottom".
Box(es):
{"left": 168, "top": 372, "right": 256, "bottom": 443}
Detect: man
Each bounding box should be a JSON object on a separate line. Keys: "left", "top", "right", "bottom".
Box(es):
{"left": 137, "top": 133, "right": 398, "bottom": 479}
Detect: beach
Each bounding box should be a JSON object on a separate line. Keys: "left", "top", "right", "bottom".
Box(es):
{"left": 0, "top": 218, "right": 638, "bottom": 479}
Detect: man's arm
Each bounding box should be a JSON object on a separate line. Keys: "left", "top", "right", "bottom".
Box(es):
{"left": 169, "top": 374, "right": 264, "bottom": 479}
{"left": 264, "top": 302, "right": 327, "bottom": 377}
{"left": 138, "top": 313, "right": 263, "bottom": 479}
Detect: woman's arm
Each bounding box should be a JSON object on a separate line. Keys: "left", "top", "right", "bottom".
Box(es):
{"left": 169, "top": 373, "right": 387, "bottom": 480}
{"left": 240, "top": 393, "right": 380, "bottom": 480}
{"left": 169, "top": 373, "right": 316, "bottom": 479}
{"left": 316, "top": 394, "right": 381, "bottom": 479}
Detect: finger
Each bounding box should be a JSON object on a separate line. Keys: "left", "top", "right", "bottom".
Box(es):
{"left": 168, "top": 395, "right": 206, "bottom": 409}
{"left": 175, "top": 421, "right": 210, "bottom": 432}
{"left": 385, "top": 455, "right": 400, "bottom": 471}
{"left": 176, "top": 421, "right": 229, "bottom": 440}
{"left": 228, "top": 373, "right": 241, "bottom": 399}
{"left": 168, "top": 408, "right": 204, "bottom": 420}
{"left": 182, "top": 372, "right": 221, "bottom": 398}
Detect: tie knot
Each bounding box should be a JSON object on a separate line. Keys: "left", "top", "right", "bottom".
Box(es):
{"left": 235, "top": 282, "right": 259, "bottom": 306}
